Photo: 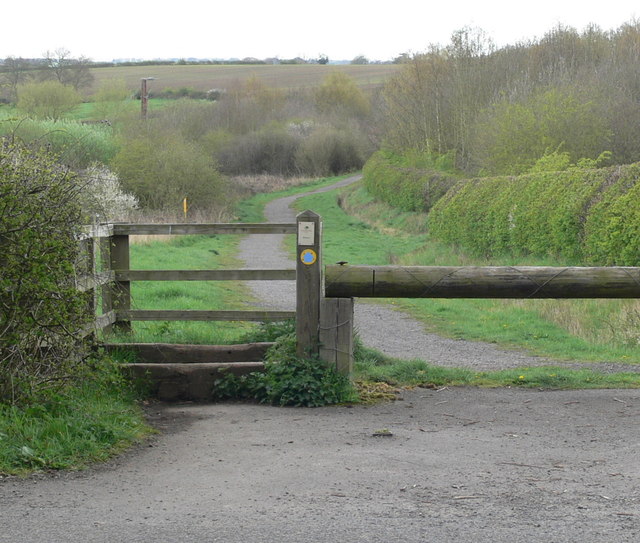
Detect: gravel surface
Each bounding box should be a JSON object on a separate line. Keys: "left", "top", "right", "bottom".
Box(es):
{"left": 2, "top": 388, "right": 639, "bottom": 543}
{"left": 239, "top": 175, "right": 640, "bottom": 374}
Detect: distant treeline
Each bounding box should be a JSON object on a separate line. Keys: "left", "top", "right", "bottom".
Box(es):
{"left": 379, "top": 21, "right": 640, "bottom": 174}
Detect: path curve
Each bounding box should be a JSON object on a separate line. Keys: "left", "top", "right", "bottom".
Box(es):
{"left": 239, "top": 176, "right": 640, "bottom": 373}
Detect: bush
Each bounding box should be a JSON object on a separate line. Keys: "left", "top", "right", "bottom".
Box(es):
{"left": 16, "top": 80, "right": 82, "bottom": 121}
{"left": 112, "top": 128, "right": 228, "bottom": 210}
{"left": 213, "top": 332, "right": 357, "bottom": 407}
{"left": 363, "top": 149, "right": 459, "bottom": 212}
{"left": 0, "top": 143, "right": 91, "bottom": 405}
{"left": 215, "top": 123, "right": 300, "bottom": 176}
{"left": 295, "top": 125, "right": 366, "bottom": 176}
{"left": 428, "top": 162, "right": 640, "bottom": 264}
{"left": 76, "top": 164, "right": 139, "bottom": 222}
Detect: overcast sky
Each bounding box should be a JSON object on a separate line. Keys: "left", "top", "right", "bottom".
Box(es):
{"left": 3, "top": 1, "right": 639, "bottom": 62}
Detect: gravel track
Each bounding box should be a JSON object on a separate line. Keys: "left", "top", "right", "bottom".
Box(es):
{"left": 239, "top": 176, "right": 640, "bottom": 374}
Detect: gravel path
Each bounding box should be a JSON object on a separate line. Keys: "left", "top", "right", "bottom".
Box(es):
{"left": 239, "top": 176, "right": 640, "bottom": 374}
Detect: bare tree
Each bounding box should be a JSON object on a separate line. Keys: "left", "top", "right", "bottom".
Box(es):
{"left": 41, "top": 48, "right": 94, "bottom": 90}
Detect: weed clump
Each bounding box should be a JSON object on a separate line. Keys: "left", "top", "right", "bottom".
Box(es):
{"left": 213, "top": 332, "right": 358, "bottom": 407}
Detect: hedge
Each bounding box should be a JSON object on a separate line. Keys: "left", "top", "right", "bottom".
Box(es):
{"left": 363, "top": 150, "right": 458, "bottom": 212}
{"left": 428, "top": 163, "right": 640, "bottom": 265}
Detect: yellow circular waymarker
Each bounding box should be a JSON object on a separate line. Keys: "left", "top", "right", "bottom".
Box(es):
{"left": 300, "top": 249, "right": 317, "bottom": 265}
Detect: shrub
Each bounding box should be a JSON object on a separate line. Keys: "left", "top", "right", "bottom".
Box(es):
{"left": 76, "top": 164, "right": 139, "bottom": 222}
{"left": 363, "top": 149, "right": 459, "bottom": 212}
{"left": 429, "top": 162, "right": 640, "bottom": 264}
{"left": 213, "top": 332, "right": 357, "bottom": 407}
{"left": 111, "top": 128, "right": 228, "bottom": 210}
{"left": 16, "top": 80, "right": 82, "bottom": 121}
{"left": 295, "top": 125, "right": 366, "bottom": 176}
{"left": 215, "top": 123, "right": 300, "bottom": 176}
{"left": 0, "top": 143, "right": 91, "bottom": 405}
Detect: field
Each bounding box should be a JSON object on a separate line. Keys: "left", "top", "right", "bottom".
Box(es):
{"left": 88, "top": 63, "right": 401, "bottom": 95}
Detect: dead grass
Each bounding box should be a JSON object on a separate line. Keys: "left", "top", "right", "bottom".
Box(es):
{"left": 231, "top": 174, "right": 317, "bottom": 194}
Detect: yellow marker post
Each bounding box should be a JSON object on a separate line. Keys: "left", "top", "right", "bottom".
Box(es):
{"left": 183, "top": 197, "right": 188, "bottom": 220}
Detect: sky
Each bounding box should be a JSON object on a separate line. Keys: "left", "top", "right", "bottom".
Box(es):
{"left": 2, "top": 1, "right": 639, "bottom": 62}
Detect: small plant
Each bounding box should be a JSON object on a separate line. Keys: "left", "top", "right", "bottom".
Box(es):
{"left": 213, "top": 332, "right": 358, "bottom": 407}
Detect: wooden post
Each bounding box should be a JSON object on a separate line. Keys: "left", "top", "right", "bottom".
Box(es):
{"left": 100, "top": 236, "right": 114, "bottom": 335}
{"left": 110, "top": 234, "right": 131, "bottom": 333}
{"left": 319, "top": 297, "right": 354, "bottom": 375}
{"left": 78, "top": 236, "right": 97, "bottom": 339}
{"left": 296, "top": 210, "right": 322, "bottom": 357}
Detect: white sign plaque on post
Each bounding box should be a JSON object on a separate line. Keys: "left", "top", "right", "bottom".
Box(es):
{"left": 298, "top": 221, "right": 315, "bottom": 246}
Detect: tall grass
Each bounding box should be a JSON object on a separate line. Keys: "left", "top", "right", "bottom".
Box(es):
{"left": 0, "top": 357, "right": 152, "bottom": 475}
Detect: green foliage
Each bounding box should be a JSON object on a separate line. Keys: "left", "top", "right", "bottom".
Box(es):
{"left": 0, "top": 144, "right": 90, "bottom": 404}
{"left": 0, "top": 117, "right": 118, "bottom": 168}
{"left": 471, "top": 87, "right": 612, "bottom": 175}
{"left": 91, "top": 78, "right": 131, "bottom": 120}
{"left": 315, "top": 71, "right": 370, "bottom": 118}
{"left": 16, "top": 80, "right": 82, "bottom": 121}
{"left": 213, "top": 333, "right": 358, "bottom": 407}
{"left": 363, "top": 149, "right": 459, "bottom": 212}
{"left": 428, "top": 162, "right": 640, "bottom": 264}
{"left": 0, "top": 355, "right": 151, "bottom": 474}
{"left": 112, "top": 125, "right": 228, "bottom": 210}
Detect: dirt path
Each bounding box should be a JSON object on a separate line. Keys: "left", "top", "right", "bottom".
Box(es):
{"left": 2, "top": 177, "right": 639, "bottom": 543}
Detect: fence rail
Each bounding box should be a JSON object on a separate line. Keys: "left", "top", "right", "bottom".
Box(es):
{"left": 325, "top": 265, "right": 640, "bottom": 299}
{"left": 77, "top": 221, "right": 298, "bottom": 337}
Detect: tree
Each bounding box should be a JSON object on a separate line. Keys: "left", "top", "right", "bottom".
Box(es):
{"left": 17, "top": 80, "right": 82, "bottom": 121}
{"left": 351, "top": 55, "right": 369, "bottom": 65}
{"left": 0, "top": 57, "right": 35, "bottom": 102}
{"left": 41, "top": 48, "right": 94, "bottom": 90}
{"left": 315, "top": 71, "right": 370, "bottom": 118}
{"left": 317, "top": 54, "right": 329, "bottom": 65}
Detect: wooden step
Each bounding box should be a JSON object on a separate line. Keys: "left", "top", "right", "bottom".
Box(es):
{"left": 126, "top": 362, "right": 265, "bottom": 402}
{"left": 105, "top": 342, "right": 274, "bottom": 364}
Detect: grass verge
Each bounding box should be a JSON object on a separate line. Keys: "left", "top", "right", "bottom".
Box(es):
{"left": 0, "top": 357, "right": 152, "bottom": 476}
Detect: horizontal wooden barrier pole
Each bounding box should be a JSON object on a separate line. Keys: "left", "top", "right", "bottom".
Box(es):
{"left": 117, "top": 310, "right": 296, "bottom": 321}
{"left": 112, "top": 223, "right": 296, "bottom": 236}
{"left": 325, "top": 265, "right": 640, "bottom": 299}
{"left": 117, "top": 269, "right": 296, "bottom": 281}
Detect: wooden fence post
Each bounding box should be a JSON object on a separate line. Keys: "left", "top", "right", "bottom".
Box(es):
{"left": 100, "top": 236, "right": 114, "bottom": 335}
{"left": 296, "top": 210, "right": 322, "bottom": 357}
{"left": 319, "top": 297, "right": 354, "bottom": 375}
{"left": 110, "top": 233, "right": 131, "bottom": 333}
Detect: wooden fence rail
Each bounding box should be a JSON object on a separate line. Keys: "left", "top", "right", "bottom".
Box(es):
{"left": 77, "top": 221, "right": 299, "bottom": 338}
{"left": 325, "top": 265, "right": 640, "bottom": 299}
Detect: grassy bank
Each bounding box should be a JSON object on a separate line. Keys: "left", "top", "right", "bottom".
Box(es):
{"left": 0, "top": 358, "right": 152, "bottom": 476}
